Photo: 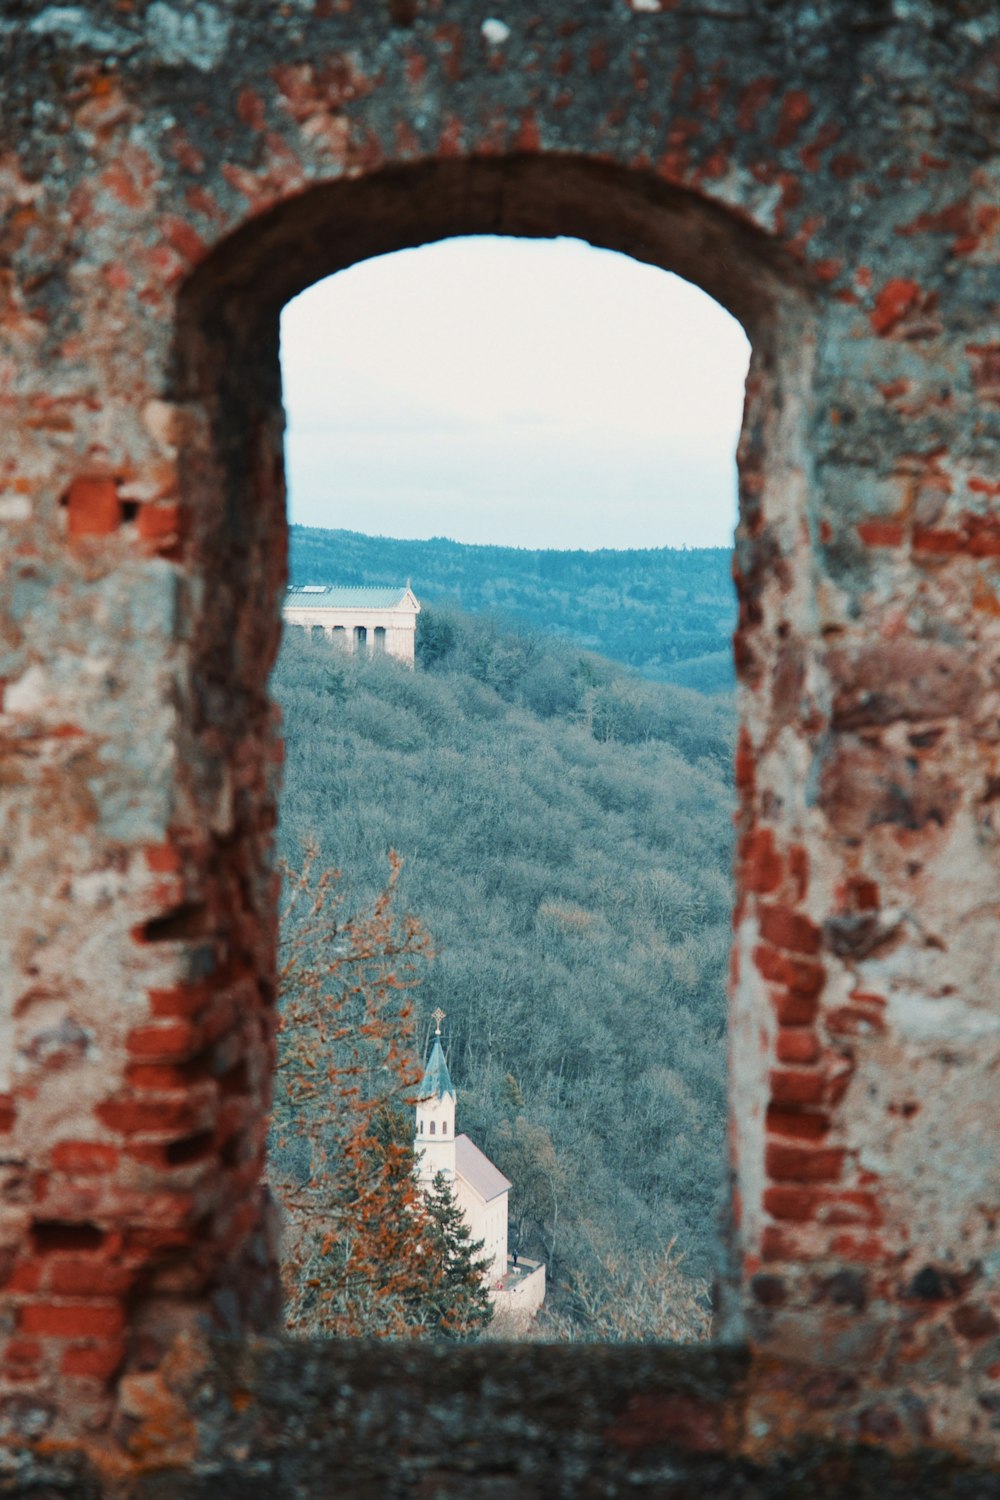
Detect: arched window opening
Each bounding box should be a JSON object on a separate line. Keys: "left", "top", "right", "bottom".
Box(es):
{"left": 263, "top": 229, "right": 750, "bottom": 1347}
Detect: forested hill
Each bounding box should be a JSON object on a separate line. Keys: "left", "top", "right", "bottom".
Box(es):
{"left": 288, "top": 525, "right": 735, "bottom": 692}
{"left": 272, "top": 608, "right": 734, "bottom": 1303}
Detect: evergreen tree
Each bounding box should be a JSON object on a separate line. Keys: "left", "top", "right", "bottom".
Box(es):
{"left": 423, "top": 1172, "right": 493, "bottom": 1340}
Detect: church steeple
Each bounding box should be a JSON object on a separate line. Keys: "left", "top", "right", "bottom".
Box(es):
{"left": 415, "top": 1009, "right": 456, "bottom": 1183}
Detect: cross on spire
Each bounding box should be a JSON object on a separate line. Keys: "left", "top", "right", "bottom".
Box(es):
{"left": 432, "top": 1007, "right": 446, "bottom": 1036}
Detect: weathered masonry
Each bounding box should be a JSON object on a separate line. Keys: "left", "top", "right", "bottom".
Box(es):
{"left": 0, "top": 2, "right": 998, "bottom": 1494}
{"left": 283, "top": 583, "right": 419, "bottom": 663}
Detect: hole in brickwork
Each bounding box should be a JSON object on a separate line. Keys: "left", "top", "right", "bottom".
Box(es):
{"left": 164, "top": 1131, "right": 216, "bottom": 1166}
{"left": 31, "top": 1222, "right": 106, "bottom": 1254}
{"left": 138, "top": 904, "right": 208, "bottom": 944}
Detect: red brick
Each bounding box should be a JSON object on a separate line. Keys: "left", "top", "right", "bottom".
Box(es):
{"left": 66, "top": 477, "right": 121, "bottom": 538}
{"left": 912, "top": 527, "right": 963, "bottom": 554}
{"left": 126, "top": 1021, "right": 198, "bottom": 1060}
{"left": 48, "top": 1260, "right": 133, "bottom": 1298}
{"left": 137, "top": 502, "right": 183, "bottom": 543}
{"left": 766, "top": 1143, "right": 845, "bottom": 1183}
{"left": 843, "top": 877, "right": 879, "bottom": 911}
{"left": 761, "top": 1225, "right": 801, "bottom": 1262}
{"left": 95, "top": 1098, "right": 201, "bottom": 1135}
{"left": 828, "top": 1232, "right": 888, "bottom": 1264}
{"left": 51, "top": 1141, "right": 118, "bottom": 1174}
{"left": 769, "top": 1067, "right": 826, "bottom": 1106}
{"left": 4, "top": 1337, "right": 42, "bottom": 1374}
{"left": 754, "top": 944, "right": 825, "bottom": 997}
{"left": 959, "top": 522, "right": 1000, "bottom": 558}
{"left": 144, "top": 844, "right": 184, "bottom": 873}
{"left": 764, "top": 1185, "right": 820, "bottom": 1222}
{"left": 766, "top": 1105, "right": 830, "bottom": 1141}
{"left": 774, "top": 87, "right": 812, "bottom": 147}
{"left": 4, "top": 1262, "right": 41, "bottom": 1293}
{"left": 149, "top": 981, "right": 214, "bottom": 1018}
{"left": 735, "top": 728, "right": 755, "bottom": 793}
{"left": 125, "top": 1061, "right": 204, "bottom": 1091}
{"left": 787, "top": 845, "right": 808, "bottom": 901}
{"left": 856, "top": 519, "right": 905, "bottom": 547}
{"left": 870, "top": 277, "right": 921, "bottom": 335}
{"left": 759, "top": 905, "right": 822, "bottom": 956}
{"left": 741, "top": 827, "right": 783, "bottom": 893}
{"left": 776, "top": 1028, "right": 821, "bottom": 1064}
{"left": 19, "top": 1302, "right": 125, "bottom": 1338}
{"left": 122, "top": 1225, "right": 195, "bottom": 1259}
{"left": 61, "top": 1340, "right": 125, "bottom": 1380}
{"left": 162, "top": 216, "right": 206, "bottom": 264}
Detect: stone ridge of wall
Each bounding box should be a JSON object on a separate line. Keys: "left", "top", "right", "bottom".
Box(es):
{"left": 5, "top": 1339, "right": 1000, "bottom": 1499}
{"left": 0, "top": 0, "right": 998, "bottom": 1483}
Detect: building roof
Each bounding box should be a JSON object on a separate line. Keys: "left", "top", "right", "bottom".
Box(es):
{"left": 284, "top": 585, "right": 418, "bottom": 610}
{"left": 456, "top": 1134, "right": 512, "bottom": 1203}
{"left": 420, "top": 1036, "right": 455, "bottom": 1101}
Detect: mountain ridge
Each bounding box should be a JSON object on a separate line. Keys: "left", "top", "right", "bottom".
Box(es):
{"left": 289, "top": 524, "right": 736, "bottom": 692}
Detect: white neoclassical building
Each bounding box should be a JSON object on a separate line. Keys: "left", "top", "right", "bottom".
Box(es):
{"left": 283, "top": 584, "right": 420, "bottom": 665}
{"left": 415, "top": 1011, "right": 545, "bottom": 1328}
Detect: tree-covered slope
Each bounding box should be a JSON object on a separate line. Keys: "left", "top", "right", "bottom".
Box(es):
{"left": 272, "top": 610, "right": 734, "bottom": 1296}
{"left": 288, "top": 525, "right": 736, "bottom": 690}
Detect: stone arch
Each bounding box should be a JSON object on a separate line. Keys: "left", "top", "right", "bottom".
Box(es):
{"left": 170, "top": 145, "right": 813, "bottom": 1328}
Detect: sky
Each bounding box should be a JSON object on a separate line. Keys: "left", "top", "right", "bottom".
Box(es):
{"left": 279, "top": 235, "right": 750, "bottom": 552}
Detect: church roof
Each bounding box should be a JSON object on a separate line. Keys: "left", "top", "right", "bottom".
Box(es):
{"left": 456, "top": 1134, "right": 512, "bottom": 1203}
{"left": 420, "top": 1036, "right": 455, "bottom": 1101}
{"left": 284, "top": 585, "right": 418, "bottom": 610}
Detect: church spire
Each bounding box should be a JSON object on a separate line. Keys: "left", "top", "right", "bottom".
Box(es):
{"left": 420, "top": 1009, "right": 455, "bottom": 1101}
{"left": 415, "top": 1009, "right": 456, "bottom": 1182}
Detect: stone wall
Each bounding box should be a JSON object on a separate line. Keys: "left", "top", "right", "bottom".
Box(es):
{"left": 0, "top": 0, "right": 997, "bottom": 1489}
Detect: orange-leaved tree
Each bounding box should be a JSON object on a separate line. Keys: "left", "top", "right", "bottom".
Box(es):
{"left": 270, "top": 843, "right": 489, "bottom": 1339}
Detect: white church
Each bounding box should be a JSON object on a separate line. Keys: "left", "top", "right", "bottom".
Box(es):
{"left": 415, "top": 1011, "right": 545, "bottom": 1329}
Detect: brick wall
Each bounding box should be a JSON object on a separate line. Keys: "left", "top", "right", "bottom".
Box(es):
{"left": 0, "top": 1, "right": 997, "bottom": 1488}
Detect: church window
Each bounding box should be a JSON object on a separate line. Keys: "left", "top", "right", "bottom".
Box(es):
{"left": 442, "top": 1121, "right": 448, "bottom": 1134}
{"left": 429, "top": 1121, "right": 435, "bottom": 1135}
{"left": 373, "top": 626, "right": 386, "bottom": 654}
{"left": 354, "top": 625, "right": 367, "bottom": 651}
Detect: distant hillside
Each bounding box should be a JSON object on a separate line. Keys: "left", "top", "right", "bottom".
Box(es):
{"left": 289, "top": 525, "right": 735, "bottom": 692}
{"left": 272, "top": 608, "right": 734, "bottom": 1299}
